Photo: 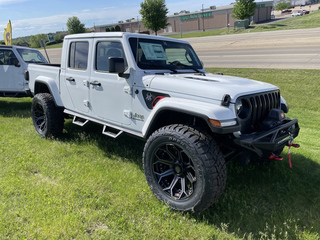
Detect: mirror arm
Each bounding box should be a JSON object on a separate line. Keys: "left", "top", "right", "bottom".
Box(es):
{"left": 119, "top": 73, "right": 130, "bottom": 79}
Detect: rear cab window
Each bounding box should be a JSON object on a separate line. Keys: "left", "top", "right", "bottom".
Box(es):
{"left": 68, "top": 42, "right": 89, "bottom": 70}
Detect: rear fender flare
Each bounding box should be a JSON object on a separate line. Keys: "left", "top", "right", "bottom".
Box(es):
{"left": 33, "top": 77, "right": 63, "bottom": 107}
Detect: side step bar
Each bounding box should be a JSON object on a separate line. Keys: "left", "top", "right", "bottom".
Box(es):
{"left": 64, "top": 109, "right": 143, "bottom": 139}
{"left": 102, "top": 126, "right": 123, "bottom": 138}
{"left": 73, "top": 116, "right": 122, "bottom": 138}
{"left": 73, "top": 116, "right": 89, "bottom": 126}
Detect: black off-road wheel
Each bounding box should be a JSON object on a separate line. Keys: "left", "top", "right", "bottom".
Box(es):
{"left": 31, "top": 93, "right": 64, "bottom": 138}
{"left": 143, "top": 124, "right": 226, "bottom": 213}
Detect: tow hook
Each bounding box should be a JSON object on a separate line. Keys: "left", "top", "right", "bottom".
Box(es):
{"left": 269, "top": 153, "right": 283, "bottom": 161}
{"left": 268, "top": 142, "right": 300, "bottom": 168}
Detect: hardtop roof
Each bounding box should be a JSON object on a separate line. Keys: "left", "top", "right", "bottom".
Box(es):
{"left": 63, "top": 32, "right": 190, "bottom": 44}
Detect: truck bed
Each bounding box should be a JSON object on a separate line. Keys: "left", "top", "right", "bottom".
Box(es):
{"left": 28, "top": 63, "right": 61, "bottom": 99}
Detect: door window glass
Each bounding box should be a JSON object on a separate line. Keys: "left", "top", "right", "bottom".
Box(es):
{"left": 95, "top": 41, "right": 127, "bottom": 72}
{"left": 68, "top": 42, "right": 89, "bottom": 70}
{"left": 0, "top": 49, "right": 18, "bottom": 65}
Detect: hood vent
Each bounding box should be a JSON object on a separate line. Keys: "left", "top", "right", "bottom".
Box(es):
{"left": 184, "top": 76, "right": 218, "bottom": 82}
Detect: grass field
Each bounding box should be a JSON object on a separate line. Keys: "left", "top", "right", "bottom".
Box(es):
{"left": 0, "top": 68, "right": 319, "bottom": 239}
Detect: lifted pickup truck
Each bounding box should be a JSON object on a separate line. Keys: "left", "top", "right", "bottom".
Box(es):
{"left": 0, "top": 45, "right": 48, "bottom": 97}
{"left": 27, "top": 32, "right": 299, "bottom": 213}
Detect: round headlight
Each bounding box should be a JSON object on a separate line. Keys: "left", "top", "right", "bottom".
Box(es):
{"left": 235, "top": 99, "right": 242, "bottom": 112}
{"left": 235, "top": 98, "right": 251, "bottom": 120}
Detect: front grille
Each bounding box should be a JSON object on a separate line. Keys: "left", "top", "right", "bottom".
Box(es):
{"left": 238, "top": 90, "right": 281, "bottom": 133}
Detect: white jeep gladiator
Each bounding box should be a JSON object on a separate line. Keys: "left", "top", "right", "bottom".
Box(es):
{"left": 0, "top": 45, "right": 47, "bottom": 97}
{"left": 27, "top": 32, "right": 299, "bottom": 213}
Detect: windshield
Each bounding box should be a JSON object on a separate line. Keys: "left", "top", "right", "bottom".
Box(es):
{"left": 129, "top": 37, "right": 203, "bottom": 72}
{"left": 16, "top": 48, "right": 48, "bottom": 63}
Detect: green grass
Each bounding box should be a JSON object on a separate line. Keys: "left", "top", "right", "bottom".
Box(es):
{"left": 35, "top": 42, "right": 63, "bottom": 50}
{"left": 168, "top": 10, "right": 320, "bottom": 39}
{"left": 0, "top": 68, "right": 320, "bottom": 239}
{"left": 45, "top": 42, "right": 63, "bottom": 49}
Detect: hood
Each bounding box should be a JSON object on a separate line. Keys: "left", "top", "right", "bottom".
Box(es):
{"left": 146, "top": 73, "right": 278, "bottom": 102}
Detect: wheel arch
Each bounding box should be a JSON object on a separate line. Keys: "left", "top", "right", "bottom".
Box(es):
{"left": 142, "top": 97, "right": 240, "bottom": 138}
{"left": 143, "top": 107, "right": 213, "bottom": 139}
{"left": 33, "top": 79, "right": 64, "bottom": 107}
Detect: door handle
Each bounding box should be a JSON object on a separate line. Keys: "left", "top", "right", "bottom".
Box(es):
{"left": 90, "top": 81, "right": 101, "bottom": 87}
{"left": 66, "top": 77, "right": 75, "bottom": 82}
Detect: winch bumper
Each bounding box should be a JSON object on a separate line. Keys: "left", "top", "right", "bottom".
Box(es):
{"left": 234, "top": 119, "right": 300, "bottom": 157}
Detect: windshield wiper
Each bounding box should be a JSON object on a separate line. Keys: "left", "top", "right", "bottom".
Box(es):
{"left": 139, "top": 62, "right": 178, "bottom": 73}
{"left": 169, "top": 61, "right": 205, "bottom": 75}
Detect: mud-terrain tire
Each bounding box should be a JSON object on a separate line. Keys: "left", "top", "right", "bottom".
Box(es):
{"left": 143, "top": 124, "right": 226, "bottom": 213}
{"left": 31, "top": 93, "right": 64, "bottom": 138}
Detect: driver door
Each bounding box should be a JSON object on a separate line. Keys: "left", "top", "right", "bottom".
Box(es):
{"left": 0, "top": 49, "right": 23, "bottom": 92}
{"left": 89, "top": 40, "right": 132, "bottom": 125}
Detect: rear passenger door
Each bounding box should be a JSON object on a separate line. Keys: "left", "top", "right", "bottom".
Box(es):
{"left": 61, "top": 40, "right": 92, "bottom": 114}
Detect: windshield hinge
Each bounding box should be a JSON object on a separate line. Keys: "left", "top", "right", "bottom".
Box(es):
{"left": 124, "top": 86, "right": 132, "bottom": 95}
{"left": 124, "top": 110, "right": 132, "bottom": 119}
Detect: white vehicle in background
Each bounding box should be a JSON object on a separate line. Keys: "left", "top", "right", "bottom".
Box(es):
{"left": 0, "top": 45, "right": 48, "bottom": 97}
{"left": 292, "top": 10, "right": 304, "bottom": 17}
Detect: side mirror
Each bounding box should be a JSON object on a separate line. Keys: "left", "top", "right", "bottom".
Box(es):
{"left": 11, "top": 58, "right": 20, "bottom": 67}
{"left": 109, "top": 57, "right": 125, "bottom": 73}
{"left": 108, "top": 57, "right": 130, "bottom": 79}
{"left": 24, "top": 70, "right": 29, "bottom": 81}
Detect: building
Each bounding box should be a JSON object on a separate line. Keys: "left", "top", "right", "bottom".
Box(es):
{"left": 94, "top": 1, "right": 274, "bottom": 35}
{"left": 273, "top": 0, "right": 316, "bottom": 7}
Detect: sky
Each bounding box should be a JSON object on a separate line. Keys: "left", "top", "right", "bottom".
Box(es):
{"left": 0, "top": 0, "right": 233, "bottom": 40}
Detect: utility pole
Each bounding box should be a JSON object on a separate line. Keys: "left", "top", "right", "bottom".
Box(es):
{"left": 137, "top": 16, "right": 140, "bottom": 33}
{"left": 202, "top": 4, "right": 205, "bottom": 32}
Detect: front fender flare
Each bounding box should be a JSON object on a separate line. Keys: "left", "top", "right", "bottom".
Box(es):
{"left": 142, "top": 97, "right": 239, "bottom": 137}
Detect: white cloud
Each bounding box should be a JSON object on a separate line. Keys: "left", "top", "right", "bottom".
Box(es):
{"left": 3, "top": 6, "right": 141, "bottom": 37}
{"left": 0, "top": 0, "right": 28, "bottom": 5}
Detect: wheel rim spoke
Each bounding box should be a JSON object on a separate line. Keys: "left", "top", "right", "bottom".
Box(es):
{"left": 154, "top": 150, "right": 174, "bottom": 166}
{"left": 39, "top": 121, "right": 46, "bottom": 131}
{"left": 163, "top": 175, "right": 180, "bottom": 197}
{"left": 153, "top": 143, "right": 196, "bottom": 200}
{"left": 155, "top": 169, "right": 175, "bottom": 184}
{"left": 165, "top": 144, "right": 181, "bottom": 162}
{"left": 186, "top": 171, "right": 196, "bottom": 184}
{"left": 180, "top": 177, "right": 186, "bottom": 200}
{"left": 33, "top": 103, "right": 46, "bottom": 131}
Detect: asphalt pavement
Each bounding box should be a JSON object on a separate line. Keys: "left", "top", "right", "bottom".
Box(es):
{"left": 187, "top": 28, "right": 320, "bottom": 69}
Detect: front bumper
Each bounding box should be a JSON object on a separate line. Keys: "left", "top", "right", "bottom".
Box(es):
{"left": 234, "top": 118, "right": 300, "bottom": 157}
